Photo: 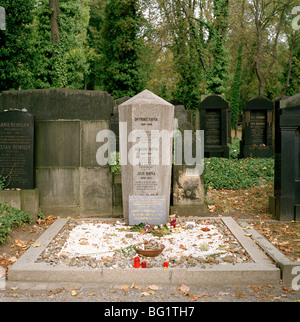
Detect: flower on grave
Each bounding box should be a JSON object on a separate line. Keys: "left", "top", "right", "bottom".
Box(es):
{"left": 170, "top": 218, "right": 176, "bottom": 228}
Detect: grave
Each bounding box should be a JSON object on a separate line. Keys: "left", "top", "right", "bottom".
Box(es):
{"left": 269, "top": 94, "right": 300, "bottom": 221}
{"left": 172, "top": 121, "right": 205, "bottom": 207}
{"left": 0, "top": 110, "right": 35, "bottom": 189}
{"left": 240, "top": 96, "right": 273, "bottom": 158}
{"left": 197, "top": 95, "right": 229, "bottom": 158}
{"left": 119, "top": 90, "right": 174, "bottom": 225}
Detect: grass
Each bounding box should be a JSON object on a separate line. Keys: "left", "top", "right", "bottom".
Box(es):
{"left": 0, "top": 203, "right": 32, "bottom": 244}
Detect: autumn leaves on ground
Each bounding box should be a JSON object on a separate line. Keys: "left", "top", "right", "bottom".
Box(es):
{"left": 207, "top": 182, "right": 300, "bottom": 262}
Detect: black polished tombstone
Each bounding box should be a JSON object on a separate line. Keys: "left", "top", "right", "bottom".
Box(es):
{"left": 278, "top": 95, "right": 300, "bottom": 221}
{"left": 0, "top": 110, "right": 35, "bottom": 189}
{"left": 240, "top": 96, "right": 273, "bottom": 158}
{"left": 198, "top": 95, "right": 229, "bottom": 158}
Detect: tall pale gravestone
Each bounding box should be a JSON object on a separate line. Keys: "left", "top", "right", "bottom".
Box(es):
{"left": 119, "top": 90, "right": 174, "bottom": 225}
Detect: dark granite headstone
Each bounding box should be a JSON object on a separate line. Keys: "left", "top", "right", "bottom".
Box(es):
{"left": 240, "top": 96, "right": 273, "bottom": 158}
{"left": 269, "top": 94, "right": 300, "bottom": 221}
{"left": 0, "top": 110, "right": 34, "bottom": 189}
{"left": 198, "top": 95, "right": 229, "bottom": 158}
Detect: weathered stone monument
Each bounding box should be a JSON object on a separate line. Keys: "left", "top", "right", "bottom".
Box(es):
{"left": 119, "top": 90, "right": 174, "bottom": 225}
{"left": 0, "top": 110, "right": 35, "bottom": 189}
{"left": 197, "top": 95, "right": 229, "bottom": 158}
{"left": 172, "top": 116, "right": 204, "bottom": 208}
{"left": 240, "top": 96, "right": 273, "bottom": 158}
{"left": 269, "top": 94, "right": 300, "bottom": 221}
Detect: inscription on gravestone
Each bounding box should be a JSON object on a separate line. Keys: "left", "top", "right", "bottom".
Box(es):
{"left": 132, "top": 115, "right": 160, "bottom": 195}
{"left": 250, "top": 111, "right": 266, "bottom": 145}
{"left": 205, "top": 110, "right": 221, "bottom": 145}
{"left": 129, "top": 195, "right": 166, "bottom": 225}
{"left": 119, "top": 90, "right": 174, "bottom": 225}
{"left": 0, "top": 111, "right": 34, "bottom": 189}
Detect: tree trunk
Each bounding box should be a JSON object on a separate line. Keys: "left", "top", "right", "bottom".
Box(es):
{"left": 49, "top": 0, "right": 60, "bottom": 44}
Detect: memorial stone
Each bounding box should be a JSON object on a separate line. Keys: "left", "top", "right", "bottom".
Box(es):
{"left": 0, "top": 110, "right": 34, "bottom": 189}
{"left": 240, "top": 96, "right": 273, "bottom": 158}
{"left": 269, "top": 94, "right": 300, "bottom": 221}
{"left": 198, "top": 95, "right": 229, "bottom": 158}
{"left": 119, "top": 90, "right": 174, "bottom": 225}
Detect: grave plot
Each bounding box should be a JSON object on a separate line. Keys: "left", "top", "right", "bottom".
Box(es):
{"left": 35, "top": 218, "right": 253, "bottom": 269}
{"left": 7, "top": 217, "right": 280, "bottom": 288}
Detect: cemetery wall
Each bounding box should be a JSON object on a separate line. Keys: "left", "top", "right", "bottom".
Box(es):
{"left": 0, "top": 89, "right": 114, "bottom": 217}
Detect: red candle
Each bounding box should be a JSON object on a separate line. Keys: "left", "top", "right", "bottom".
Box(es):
{"left": 134, "top": 257, "right": 140, "bottom": 268}
{"left": 163, "top": 262, "right": 168, "bottom": 269}
{"left": 141, "top": 262, "right": 146, "bottom": 268}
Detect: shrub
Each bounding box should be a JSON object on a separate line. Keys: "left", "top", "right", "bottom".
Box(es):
{"left": 0, "top": 203, "right": 32, "bottom": 244}
{"left": 204, "top": 157, "right": 274, "bottom": 190}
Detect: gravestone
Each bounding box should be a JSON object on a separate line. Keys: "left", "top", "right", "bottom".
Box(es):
{"left": 0, "top": 110, "right": 35, "bottom": 189}
{"left": 172, "top": 121, "right": 204, "bottom": 206}
{"left": 119, "top": 90, "right": 174, "bottom": 225}
{"left": 110, "top": 96, "right": 131, "bottom": 153}
{"left": 269, "top": 94, "right": 300, "bottom": 221}
{"left": 198, "top": 95, "right": 229, "bottom": 158}
{"left": 240, "top": 96, "right": 273, "bottom": 158}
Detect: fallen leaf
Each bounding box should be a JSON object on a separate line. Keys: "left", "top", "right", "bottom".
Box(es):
{"left": 121, "top": 285, "right": 129, "bottom": 292}
{"left": 141, "top": 291, "right": 150, "bottom": 297}
{"left": 10, "top": 286, "right": 19, "bottom": 291}
{"left": 177, "top": 283, "right": 190, "bottom": 296}
{"left": 179, "top": 244, "right": 188, "bottom": 250}
{"left": 110, "top": 289, "right": 116, "bottom": 293}
{"left": 71, "top": 291, "right": 77, "bottom": 296}
{"left": 218, "top": 291, "right": 230, "bottom": 296}
{"left": 32, "top": 242, "right": 41, "bottom": 248}
{"left": 130, "top": 283, "right": 140, "bottom": 289}
{"left": 148, "top": 284, "right": 159, "bottom": 291}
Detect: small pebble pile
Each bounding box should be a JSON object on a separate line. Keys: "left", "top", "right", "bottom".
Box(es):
{"left": 36, "top": 218, "right": 253, "bottom": 269}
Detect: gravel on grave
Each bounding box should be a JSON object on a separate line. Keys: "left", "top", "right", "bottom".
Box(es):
{"left": 36, "top": 218, "right": 253, "bottom": 269}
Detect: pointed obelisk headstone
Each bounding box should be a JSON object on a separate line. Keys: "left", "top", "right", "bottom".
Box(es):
{"left": 119, "top": 90, "right": 174, "bottom": 225}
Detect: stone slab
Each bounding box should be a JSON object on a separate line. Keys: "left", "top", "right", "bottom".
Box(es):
{"left": 0, "top": 266, "right": 5, "bottom": 290}
{"left": 7, "top": 217, "right": 280, "bottom": 290}
{"left": 0, "top": 89, "right": 114, "bottom": 121}
{"left": 239, "top": 220, "right": 300, "bottom": 288}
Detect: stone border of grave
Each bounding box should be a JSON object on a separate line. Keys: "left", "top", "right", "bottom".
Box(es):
{"left": 0, "top": 266, "right": 5, "bottom": 290}
{"left": 238, "top": 219, "right": 299, "bottom": 288}
{"left": 6, "top": 217, "right": 280, "bottom": 290}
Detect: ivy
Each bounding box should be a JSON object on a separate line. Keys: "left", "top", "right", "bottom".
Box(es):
{"left": 101, "top": 0, "right": 147, "bottom": 99}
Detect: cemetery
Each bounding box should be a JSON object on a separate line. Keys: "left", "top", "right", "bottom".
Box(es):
{"left": 0, "top": 0, "right": 299, "bottom": 303}
{"left": 0, "top": 88, "right": 299, "bottom": 302}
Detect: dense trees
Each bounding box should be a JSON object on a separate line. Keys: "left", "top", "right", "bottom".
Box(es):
{"left": 101, "top": 0, "right": 146, "bottom": 99}
{"left": 0, "top": 0, "right": 35, "bottom": 91}
{"left": 0, "top": 0, "right": 299, "bottom": 122}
